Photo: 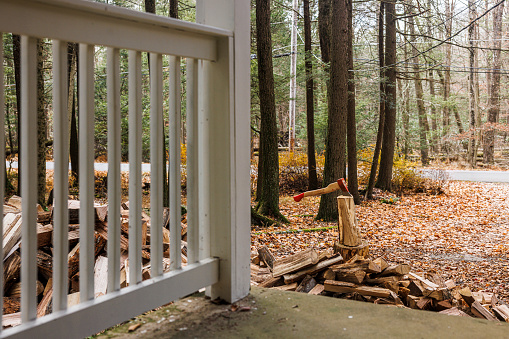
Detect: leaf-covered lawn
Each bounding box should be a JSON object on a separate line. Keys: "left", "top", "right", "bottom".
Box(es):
{"left": 251, "top": 181, "right": 509, "bottom": 301}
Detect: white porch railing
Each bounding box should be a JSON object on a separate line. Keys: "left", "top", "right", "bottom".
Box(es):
{"left": 0, "top": 0, "right": 250, "bottom": 337}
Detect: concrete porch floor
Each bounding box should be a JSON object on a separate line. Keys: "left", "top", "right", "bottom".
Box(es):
{"left": 97, "top": 286, "right": 509, "bottom": 338}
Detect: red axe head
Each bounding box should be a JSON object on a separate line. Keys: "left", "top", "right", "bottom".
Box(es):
{"left": 338, "top": 178, "right": 349, "bottom": 192}
{"left": 293, "top": 193, "right": 304, "bottom": 202}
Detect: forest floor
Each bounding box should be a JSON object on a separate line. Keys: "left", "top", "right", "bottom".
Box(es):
{"left": 251, "top": 181, "right": 509, "bottom": 302}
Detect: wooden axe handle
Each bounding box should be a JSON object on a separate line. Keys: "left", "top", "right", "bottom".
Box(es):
{"left": 293, "top": 179, "right": 343, "bottom": 202}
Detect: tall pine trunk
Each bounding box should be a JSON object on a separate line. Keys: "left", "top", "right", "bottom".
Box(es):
{"left": 37, "top": 40, "right": 47, "bottom": 207}
{"left": 366, "top": 1, "right": 384, "bottom": 200}
{"left": 346, "top": 0, "right": 359, "bottom": 204}
{"left": 409, "top": 13, "right": 429, "bottom": 166}
{"left": 316, "top": 0, "right": 348, "bottom": 221}
{"left": 13, "top": 34, "right": 21, "bottom": 195}
{"left": 303, "top": 0, "right": 318, "bottom": 190}
{"left": 255, "top": 0, "right": 286, "bottom": 222}
{"left": 483, "top": 1, "right": 504, "bottom": 164}
{"left": 376, "top": 0, "right": 396, "bottom": 191}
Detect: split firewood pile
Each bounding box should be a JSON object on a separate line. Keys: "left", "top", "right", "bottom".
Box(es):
{"left": 2, "top": 195, "right": 188, "bottom": 328}
{"left": 250, "top": 246, "right": 509, "bottom": 322}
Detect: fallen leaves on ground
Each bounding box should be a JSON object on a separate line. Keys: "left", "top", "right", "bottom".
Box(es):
{"left": 251, "top": 182, "right": 509, "bottom": 301}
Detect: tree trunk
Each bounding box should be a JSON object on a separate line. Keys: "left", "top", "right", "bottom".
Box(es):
{"left": 346, "top": 0, "right": 359, "bottom": 204}
{"left": 318, "top": 0, "right": 331, "bottom": 65}
{"left": 366, "top": 1, "right": 384, "bottom": 200}
{"left": 303, "top": 0, "right": 318, "bottom": 190}
{"left": 70, "top": 45, "right": 79, "bottom": 180}
{"left": 67, "top": 43, "right": 79, "bottom": 180}
{"left": 428, "top": 70, "right": 438, "bottom": 154}
{"left": 13, "top": 34, "right": 21, "bottom": 195}
{"left": 442, "top": 0, "right": 452, "bottom": 154}
{"left": 483, "top": 1, "right": 504, "bottom": 164}
{"left": 37, "top": 39, "right": 47, "bottom": 207}
{"left": 376, "top": 0, "right": 396, "bottom": 191}
{"left": 288, "top": 0, "right": 298, "bottom": 152}
{"left": 467, "top": 0, "right": 477, "bottom": 167}
{"left": 255, "top": 0, "right": 287, "bottom": 222}
{"left": 316, "top": 0, "right": 348, "bottom": 221}
{"left": 408, "top": 13, "right": 428, "bottom": 166}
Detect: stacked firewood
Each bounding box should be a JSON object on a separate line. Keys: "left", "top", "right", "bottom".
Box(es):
{"left": 2, "top": 196, "right": 188, "bottom": 328}
{"left": 251, "top": 246, "right": 509, "bottom": 323}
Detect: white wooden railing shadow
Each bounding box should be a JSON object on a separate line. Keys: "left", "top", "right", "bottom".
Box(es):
{"left": 0, "top": 0, "right": 250, "bottom": 337}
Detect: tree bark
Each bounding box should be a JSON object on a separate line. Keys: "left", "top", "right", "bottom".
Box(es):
{"left": 318, "top": 0, "right": 331, "bottom": 65}
{"left": 255, "top": 0, "right": 287, "bottom": 222}
{"left": 428, "top": 69, "right": 438, "bottom": 154}
{"left": 376, "top": 0, "right": 396, "bottom": 191}
{"left": 13, "top": 34, "right": 21, "bottom": 195}
{"left": 442, "top": 0, "right": 453, "bottom": 154}
{"left": 346, "top": 0, "right": 359, "bottom": 204}
{"left": 366, "top": 1, "right": 384, "bottom": 200}
{"left": 467, "top": 0, "right": 478, "bottom": 167}
{"left": 67, "top": 43, "right": 79, "bottom": 180}
{"left": 483, "top": 1, "right": 504, "bottom": 164}
{"left": 316, "top": 0, "right": 348, "bottom": 221}
{"left": 37, "top": 39, "right": 47, "bottom": 207}
{"left": 303, "top": 0, "right": 318, "bottom": 190}
{"left": 408, "top": 13, "right": 429, "bottom": 166}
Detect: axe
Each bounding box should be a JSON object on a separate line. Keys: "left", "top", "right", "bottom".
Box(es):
{"left": 293, "top": 178, "right": 350, "bottom": 202}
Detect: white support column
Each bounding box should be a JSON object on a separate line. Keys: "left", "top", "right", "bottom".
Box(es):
{"left": 196, "top": 0, "right": 251, "bottom": 302}
{"left": 107, "top": 47, "right": 121, "bottom": 293}
{"left": 169, "top": 56, "right": 182, "bottom": 270}
{"left": 186, "top": 58, "right": 199, "bottom": 264}
{"left": 52, "top": 39, "right": 69, "bottom": 312}
{"left": 0, "top": 33, "right": 4, "bottom": 331}
{"left": 79, "top": 43, "right": 96, "bottom": 302}
{"left": 150, "top": 53, "right": 163, "bottom": 277}
{"left": 128, "top": 50, "right": 143, "bottom": 284}
{"left": 20, "top": 35, "right": 38, "bottom": 323}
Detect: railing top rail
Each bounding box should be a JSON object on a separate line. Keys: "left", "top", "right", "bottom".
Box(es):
{"left": 0, "top": 0, "right": 232, "bottom": 60}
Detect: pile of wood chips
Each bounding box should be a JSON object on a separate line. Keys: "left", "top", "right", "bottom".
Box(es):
{"left": 2, "top": 196, "right": 188, "bottom": 328}
{"left": 251, "top": 245, "right": 509, "bottom": 323}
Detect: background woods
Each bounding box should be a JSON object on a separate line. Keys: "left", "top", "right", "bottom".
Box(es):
{"left": 3, "top": 0, "right": 509, "bottom": 215}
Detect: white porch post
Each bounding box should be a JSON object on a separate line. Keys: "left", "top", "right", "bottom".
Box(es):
{"left": 196, "top": 0, "right": 251, "bottom": 302}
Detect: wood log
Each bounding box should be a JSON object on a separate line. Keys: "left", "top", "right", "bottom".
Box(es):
{"left": 408, "top": 272, "right": 439, "bottom": 289}
{"left": 95, "top": 205, "right": 108, "bottom": 222}
{"left": 366, "top": 276, "right": 401, "bottom": 285}
{"left": 331, "top": 258, "right": 380, "bottom": 274}
{"left": 272, "top": 249, "right": 319, "bottom": 277}
{"left": 323, "top": 269, "right": 336, "bottom": 281}
{"left": 273, "top": 282, "right": 298, "bottom": 291}
{"left": 458, "top": 287, "right": 475, "bottom": 306}
{"left": 444, "top": 279, "right": 456, "bottom": 290}
{"left": 4, "top": 251, "right": 20, "bottom": 293}
{"left": 439, "top": 307, "right": 470, "bottom": 317}
{"left": 333, "top": 241, "right": 369, "bottom": 262}
{"left": 2, "top": 312, "right": 21, "bottom": 328}
{"left": 406, "top": 295, "right": 420, "bottom": 309}
{"left": 295, "top": 275, "right": 317, "bottom": 293}
{"left": 408, "top": 280, "right": 425, "bottom": 297}
{"left": 37, "top": 224, "right": 53, "bottom": 248}
{"left": 6, "top": 196, "right": 22, "bottom": 210}
{"left": 373, "top": 257, "right": 389, "bottom": 271}
{"left": 37, "top": 285, "right": 53, "bottom": 318}
{"left": 380, "top": 264, "right": 411, "bottom": 276}
{"left": 259, "top": 276, "right": 283, "bottom": 288}
{"left": 258, "top": 246, "right": 275, "bottom": 270}
{"left": 324, "top": 280, "right": 392, "bottom": 298}
{"left": 67, "top": 292, "right": 80, "bottom": 308}
{"left": 37, "top": 211, "right": 52, "bottom": 224}
{"left": 493, "top": 305, "right": 509, "bottom": 322}
{"left": 7, "top": 281, "right": 44, "bottom": 299}
{"left": 308, "top": 284, "right": 325, "bottom": 295}
{"left": 68, "top": 243, "right": 80, "bottom": 278}
{"left": 3, "top": 297, "right": 20, "bottom": 315}
{"left": 94, "top": 256, "right": 108, "bottom": 298}
{"left": 3, "top": 204, "right": 20, "bottom": 215}
{"left": 416, "top": 297, "right": 432, "bottom": 310}
{"left": 334, "top": 267, "right": 366, "bottom": 284}
{"left": 3, "top": 214, "right": 22, "bottom": 259}
{"left": 337, "top": 196, "right": 361, "bottom": 246}
{"left": 471, "top": 300, "right": 497, "bottom": 321}
{"left": 283, "top": 255, "right": 343, "bottom": 284}
{"left": 37, "top": 250, "right": 53, "bottom": 281}
{"left": 436, "top": 300, "right": 453, "bottom": 312}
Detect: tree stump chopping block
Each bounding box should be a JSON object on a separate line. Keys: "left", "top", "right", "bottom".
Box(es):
{"left": 335, "top": 196, "right": 369, "bottom": 260}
